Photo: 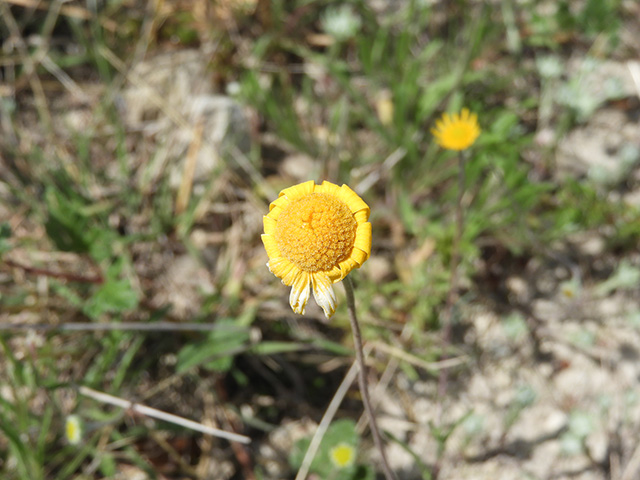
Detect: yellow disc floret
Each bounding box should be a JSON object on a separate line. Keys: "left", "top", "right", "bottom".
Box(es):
{"left": 275, "top": 193, "right": 357, "bottom": 272}
{"left": 330, "top": 443, "right": 356, "bottom": 468}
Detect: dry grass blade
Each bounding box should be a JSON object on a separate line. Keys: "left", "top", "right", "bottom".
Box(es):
{"left": 79, "top": 386, "right": 251, "bottom": 444}
{"left": 175, "top": 121, "right": 204, "bottom": 215}
{"left": 295, "top": 356, "right": 361, "bottom": 480}
{"left": 621, "top": 442, "right": 640, "bottom": 480}
{"left": 2, "top": 0, "right": 117, "bottom": 31}
{"left": 0, "top": 322, "right": 240, "bottom": 332}
{"left": 0, "top": 1, "right": 54, "bottom": 136}
{"left": 40, "top": 54, "right": 90, "bottom": 102}
{"left": 371, "top": 340, "right": 468, "bottom": 372}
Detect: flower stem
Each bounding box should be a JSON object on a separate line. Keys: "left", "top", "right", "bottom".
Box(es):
{"left": 433, "top": 153, "right": 467, "bottom": 480}
{"left": 343, "top": 276, "right": 397, "bottom": 480}
{"left": 437, "top": 153, "right": 466, "bottom": 401}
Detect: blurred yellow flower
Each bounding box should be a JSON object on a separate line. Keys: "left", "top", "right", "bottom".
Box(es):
{"left": 375, "top": 90, "right": 394, "bottom": 126}
{"left": 330, "top": 442, "right": 356, "bottom": 468}
{"left": 65, "top": 415, "right": 82, "bottom": 445}
{"left": 431, "top": 108, "right": 480, "bottom": 151}
{"left": 262, "top": 180, "right": 372, "bottom": 318}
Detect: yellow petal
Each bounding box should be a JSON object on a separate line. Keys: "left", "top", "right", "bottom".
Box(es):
{"left": 337, "top": 257, "right": 358, "bottom": 280}
{"left": 269, "top": 195, "right": 290, "bottom": 212}
{"left": 261, "top": 234, "right": 281, "bottom": 259}
{"left": 354, "top": 222, "right": 372, "bottom": 258}
{"left": 354, "top": 210, "right": 369, "bottom": 223}
{"left": 269, "top": 204, "right": 283, "bottom": 220}
{"left": 311, "top": 273, "right": 337, "bottom": 318}
{"left": 315, "top": 180, "right": 341, "bottom": 197}
{"left": 338, "top": 184, "right": 370, "bottom": 216}
{"left": 289, "top": 271, "right": 311, "bottom": 314}
{"left": 279, "top": 180, "right": 315, "bottom": 200}
{"left": 281, "top": 265, "right": 300, "bottom": 286}
{"left": 350, "top": 247, "right": 368, "bottom": 266}
{"left": 268, "top": 257, "right": 299, "bottom": 286}
{"left": 327, "top": 265, "right": 342, "bottom": 282}
{"left": 263, "top": 216, "right": 277, "bottom": 236}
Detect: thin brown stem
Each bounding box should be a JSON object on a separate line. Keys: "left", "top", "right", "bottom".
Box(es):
{"left": 5, "top": 259, "right": 104, "bottom": 284}
{"left": 433, "top": 152, "right": 466, "bottom": 480}
{"left": 343, "top": 276, "right": 397, "bottom": 480}
{"left": 437, "top": 153, "right": 466, "bottom": 401}
{"left": 442, "top": 154, "right": 466, "bottom": 341}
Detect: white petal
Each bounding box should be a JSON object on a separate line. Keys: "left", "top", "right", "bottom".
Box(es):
{"left": 289, "top": 272, "right": 311, "bottom": 315}
{"left": 312, "top": 273, "right": 337, "bottom": 318}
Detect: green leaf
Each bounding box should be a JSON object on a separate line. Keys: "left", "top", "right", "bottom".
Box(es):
{"left": 44, "top": 187, "right": 91, "bottom": 253}
{"left": 289, "top": 419, "right": 360, "bottom": 477}
{"left": 83, "top": 260, "right": 138, "bottom": 319}
{"left": 99, "top": 453, "right": 118, "bottom": 477}
{"left": 248, "top": 341, "right": 305, "bottom": 355}
{"left": 176, "top": 320, "right": 250, "bottom": 373}
{"left": 84, "top": 277, "right": 138, "bottom": 319}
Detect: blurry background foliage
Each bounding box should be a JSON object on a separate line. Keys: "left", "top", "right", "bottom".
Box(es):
{"left": 1, "top": 0, "right": 639, "bottom": 478}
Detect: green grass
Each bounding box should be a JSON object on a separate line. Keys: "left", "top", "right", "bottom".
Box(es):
{"left": 0, "top": 0, "right": 638, "bottom": 478}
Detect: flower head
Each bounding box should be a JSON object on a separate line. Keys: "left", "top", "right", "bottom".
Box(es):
{"left": 329, "top": 442, "right": 356, "bottom": 468}
{"left": 262, "top": 180, "right": 372, "bottom": 318}
{"left": 431, "top": 108, "right": 480, "bottom": 151}
{"left": 65, "top": 415, "right": 83, "bottom": 445}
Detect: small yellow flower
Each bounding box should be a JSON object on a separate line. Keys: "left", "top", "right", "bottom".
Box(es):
{"left": 262, "top": 180, "right": 372, "bottom": 318}
{"left": 431, "top": 108, "right": 481, "bottom": 151}
{"left": 375, "top": 90, "right": 394, "bottom": 126}
{"left": 329, "top": 442, "right": 356, "bottom": 468}
{"left": 65, "top": 415, "right": 82, "bottom": 445}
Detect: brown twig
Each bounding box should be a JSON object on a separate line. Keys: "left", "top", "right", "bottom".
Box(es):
{"left": 5, "top": 258, "right": 104, "bottom": 284}
{"left": 0, "top": 322, "right": 239, "bottom": 332}
{"left": 343, "top": 276, "right": 397, "bottom": 480}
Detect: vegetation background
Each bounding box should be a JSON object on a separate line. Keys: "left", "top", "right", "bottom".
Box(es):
{"left": 1, "top": 0, "right": 640, "bottom": 479}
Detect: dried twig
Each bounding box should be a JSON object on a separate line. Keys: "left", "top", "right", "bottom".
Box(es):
{"left": 5, "top": 258, "right": 104, "bottom": 284}
{"left": 78, "top": 386, "right": 251, "bottom": 444}
{"left": 344, "top": 276, "right": 397, "bottom": 480}
{"left": 295, "top": 354, "right": 362, "bottom": 480}
{"left": 0, "top": 322, "right": 242, "bottom": 332}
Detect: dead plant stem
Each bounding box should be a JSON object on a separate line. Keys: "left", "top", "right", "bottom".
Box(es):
{"left": 343, "top": 276, "right": 397, "bottom": 480}
{"left": 438, "top": 153, "right": 466, "bottom": 401}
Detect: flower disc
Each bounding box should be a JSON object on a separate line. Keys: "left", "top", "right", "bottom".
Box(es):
{"left": 275, "top": 193, "right": 357, "bottom": 272}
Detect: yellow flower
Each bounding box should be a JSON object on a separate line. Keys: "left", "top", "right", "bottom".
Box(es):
{"left": 329, "top": 442, "right": 356, "bottom": 468}
{"left": 65, "top": 415, "right": 82, "bottom": 445}
{"left": 262, "top": 180, "right": 372, "bottom": 318}
{"left": 431, "top": 108, "right": 481, "bottom": 151}
{"left": 375, "top": 90, "right": 394, "bottom": 126}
